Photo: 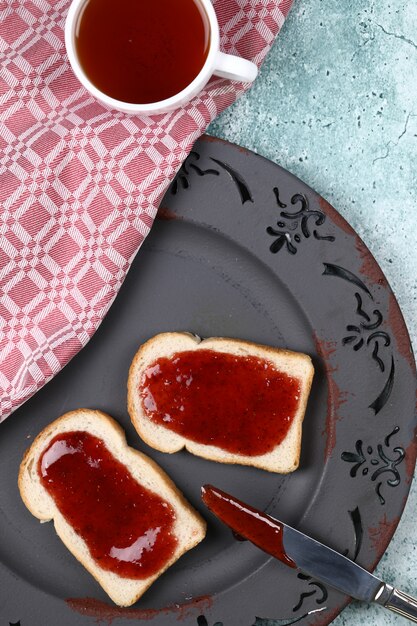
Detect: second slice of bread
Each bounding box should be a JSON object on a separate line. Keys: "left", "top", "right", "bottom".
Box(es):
{"left": 18, "top": 409, "right": 206, "bottom": 606}
{"left": 128, "top": 333, "right": 314, "bottom": 473}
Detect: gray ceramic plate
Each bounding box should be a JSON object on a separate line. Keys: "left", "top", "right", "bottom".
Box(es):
{"left": 0, "top": 136, "right": 416, "bottom": 626}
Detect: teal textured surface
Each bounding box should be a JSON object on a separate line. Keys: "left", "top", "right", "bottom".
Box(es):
{"left": 209, "top": 0, "right": 417, "bottom": 624}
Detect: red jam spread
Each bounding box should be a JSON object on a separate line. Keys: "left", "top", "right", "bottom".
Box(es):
{"left": 140, "top": 349, "right": 301, "bottom": 456}
{"left": 39, "top": 431, "right": 177, "bottom": 579}
{"left": 201, "top": 485, "right": 296, "bottom": 568}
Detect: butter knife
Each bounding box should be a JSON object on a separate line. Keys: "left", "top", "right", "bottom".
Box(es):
{"left": 201, "top": 484, "right": 417, "bottom": 623}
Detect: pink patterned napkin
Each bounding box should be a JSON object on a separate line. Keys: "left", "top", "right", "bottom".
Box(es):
{"left": 0, "top": 0, "right": 293, "bottom": 420}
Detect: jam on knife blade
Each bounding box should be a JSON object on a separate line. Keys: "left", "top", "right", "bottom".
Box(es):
{"left": 201, "top": 484, "right": 296, "bottom": 568}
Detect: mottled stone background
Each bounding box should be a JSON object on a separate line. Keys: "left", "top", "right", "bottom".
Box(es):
{"left": 209, "top": 0, "right": 417, "bottom": 623}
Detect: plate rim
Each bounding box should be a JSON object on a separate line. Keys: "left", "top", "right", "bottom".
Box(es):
{"left": 1, "top": 133, "right": 416, "bottom": 626}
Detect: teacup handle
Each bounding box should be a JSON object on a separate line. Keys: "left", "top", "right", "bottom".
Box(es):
{"left": 213, "top": 51, "right": 258, "bottom": 83}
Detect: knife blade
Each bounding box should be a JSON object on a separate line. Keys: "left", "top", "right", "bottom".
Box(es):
{"left": 201, "top": 484, "right": 417, "bottom": 623}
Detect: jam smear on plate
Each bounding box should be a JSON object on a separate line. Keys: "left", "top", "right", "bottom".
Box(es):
{"left": 140, "top": 349, "right": 301, "bottom": 456}
{"left": 39, "top": 431, "right": 177, "bottom": 579}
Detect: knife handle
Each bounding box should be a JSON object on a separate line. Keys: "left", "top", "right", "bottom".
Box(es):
{"left": 380, "top": 585, "right": 417, "bottom": 623}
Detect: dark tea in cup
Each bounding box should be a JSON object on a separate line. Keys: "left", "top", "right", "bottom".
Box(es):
{"left": 75, "top": 0, "right": 210, "bottom": 104}
{"left": 66, "top": 0, "right": 257, "bottom": 114}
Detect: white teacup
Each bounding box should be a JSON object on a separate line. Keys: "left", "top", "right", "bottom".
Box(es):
{"left": 65, "top": 0, "right": 258, "bottom": 115}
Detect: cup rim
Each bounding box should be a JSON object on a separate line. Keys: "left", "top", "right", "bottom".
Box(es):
{"left": 64, "top": 0, "right": 219, "bottom": 114}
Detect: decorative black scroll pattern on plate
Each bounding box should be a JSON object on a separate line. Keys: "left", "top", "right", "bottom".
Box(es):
{"left": 170, "top": 152, "right": 253, "bottom": 204}
{"left": 197, "top": 616, "right": 223, "bottom": 626}
{"left": 343, "top": 293, "right": 391, "bottom": 371}
{"left": 341, "top": 427, "right": 405, "bottom": 505}
{"left": 369, "top": 357, "right": 395, "bottom": 415}
{"left": 171, "top": 151, "right": 219, "bottom": 194}
{"left": 292, "top": 573, "right": 328, "bottom": 612}
{"left": 197, "top": 608, "right": 329, "bottom": 626}
{"left": 210, "top": 158, "right": 253, "bottom": 204}
{"left": 267, "top": 190, "right": 335, "bottom": 254}
{"left": 343, "top": 506, "right": 363, "bottom": 561}
{"left": 322, "top": 263, "right": 395, "bottom": 414}
{"left": 322, "top": 263, "right": 372, "bottom": 298}
{"left": 253, "top": 608, "right": 327, "bottom": 626}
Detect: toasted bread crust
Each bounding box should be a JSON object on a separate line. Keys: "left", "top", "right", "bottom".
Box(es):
{"left": 128, "top": 332, "right": 314, "bottom": 474}
{"left": 18, "top": 409, "right": 206, "bottom": 606}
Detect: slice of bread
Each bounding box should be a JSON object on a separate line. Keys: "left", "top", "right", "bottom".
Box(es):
{"left": 128, "top": 333, "right": 314, "bottom": 474}
{"left": 18, "top": 409, "right": 206, "bottom": 607}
